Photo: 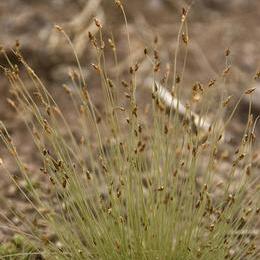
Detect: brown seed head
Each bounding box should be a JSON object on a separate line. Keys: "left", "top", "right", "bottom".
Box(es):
{"left": 208, "top": 79, "right": 216, "bottom": 87}
{"left": 88, "top": 31, "right": 94, "bottom": 40}
{"left": 157, "top": 186, "right": 164, "bottom": 191}
{"left": 244, "top": 88, "right": 256, "bottom": 94}
{"left": 91, "top": 63, "right": 100, "bottom": 73}
{"left": 254, "top": 71, "right": 260, "bottom": 79}
{"left": 223, "top": 66, "right": 231, "bottom": 76}
{"left": 181, "top": 7, "right": 187, "bottom": 22}
{"left": 94, "top": 18, "right": 102, "bottom": 29}
{"left": 54, "top": 25, "right": 63, "bottom": 32}
{"left": 182, "top": 32, "right": 188, "bottom": 44}
{"left": 225, "top": 48, "right": 230, "bottom": 56}
{"left": 115, "top": 0, "right": 122, "bottom": 7}
{"left": 108, "top": 38, "right": 115, "bottom": 50}
{"left": 222, "top": 95, "right": 232, "bottom": 107}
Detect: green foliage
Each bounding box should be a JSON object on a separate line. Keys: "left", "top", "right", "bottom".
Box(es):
{"left": 0, "top": 2, "right": 259, "bottom": 259}
{"left": 0, "top": 235, "right": 39, "bottom": 260}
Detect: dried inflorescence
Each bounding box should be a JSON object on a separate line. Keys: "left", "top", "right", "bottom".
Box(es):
{"left": 0, "top": 2, "right": 259, "bottom": 259}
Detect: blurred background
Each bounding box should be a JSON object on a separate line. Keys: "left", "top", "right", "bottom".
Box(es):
{"left": 0, "top": 0, "right": 259, "bottom": 127}
{"left": 0, "top": 0, "right": 259, "bottom": 242}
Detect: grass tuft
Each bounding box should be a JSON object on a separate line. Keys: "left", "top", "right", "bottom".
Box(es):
{"left": 0, "top": 2, "right": 259, "bottom": 259}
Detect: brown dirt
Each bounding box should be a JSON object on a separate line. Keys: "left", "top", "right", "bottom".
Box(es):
{"left": 0, "top": 0, "right": 259, "bottom": 243}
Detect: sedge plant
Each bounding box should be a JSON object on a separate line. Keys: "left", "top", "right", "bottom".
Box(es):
{"left": 0, "top": 1, "right": 259, "bottom": 259}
